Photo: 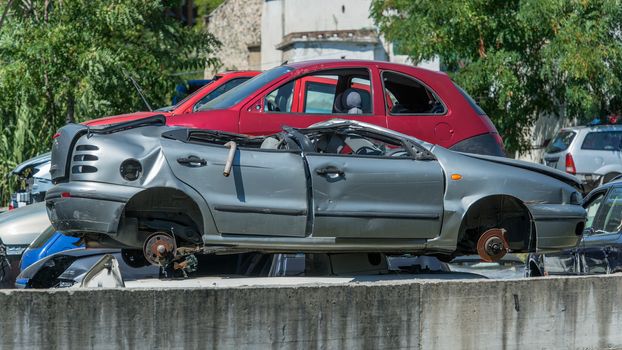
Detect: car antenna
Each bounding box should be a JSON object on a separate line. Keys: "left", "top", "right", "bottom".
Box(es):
{"left": 123, "top": 70, "right": 153, "bottom": 111}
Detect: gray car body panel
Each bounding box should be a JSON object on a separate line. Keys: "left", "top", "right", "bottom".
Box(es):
{"left": 46, "top": 118, "right": 585, "bottom": 255}
{"left": 0, "top": 202, "right": 50, "bottom": 247}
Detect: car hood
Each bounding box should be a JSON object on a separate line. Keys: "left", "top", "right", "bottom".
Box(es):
{"left": 463, "top": 153, "right": 581, "bottom": 189}
{"left": 0, "top": 202, "right": 50, "bottom": 246}
{"left": 82, "top": 111, "right": 167, "bottom": 127}
{"left": 11, "top": 152, "right": 51, "bottom": 177}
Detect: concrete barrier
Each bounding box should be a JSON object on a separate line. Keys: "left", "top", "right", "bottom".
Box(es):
{"left": 0, "top": 275, "right": 621, "bottom": 349}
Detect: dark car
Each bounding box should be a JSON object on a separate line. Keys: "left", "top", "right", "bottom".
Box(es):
{"left": 527, "top": 177, "right": 622, "bottom": 276}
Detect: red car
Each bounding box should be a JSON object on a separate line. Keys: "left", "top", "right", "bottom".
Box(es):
{"left": 87, "top": 60, "right": 504, "bottom": 156}
{"left": 83, "top": 70, "right": 261, "bottom": 126}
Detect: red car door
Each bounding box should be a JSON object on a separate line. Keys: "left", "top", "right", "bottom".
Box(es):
{"left": 382, "top": 69, "right": 454, "bottom": 147}
{"left": 238, "top": 67, "right": 387, "bottom": 135}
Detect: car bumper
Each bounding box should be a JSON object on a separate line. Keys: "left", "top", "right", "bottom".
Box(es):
{"left": 46, "top": 182, "right": 141, "bottom": 236}
{"left": 529, "top": 204, "right": 585, "bottom": 251}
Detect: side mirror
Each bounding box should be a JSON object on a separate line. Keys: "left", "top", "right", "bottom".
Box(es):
{"left": 583, "top": 227, "right": 594, "bottom": 236}
{"left": 542, "top": 139, "right": 551, "bottom": 148}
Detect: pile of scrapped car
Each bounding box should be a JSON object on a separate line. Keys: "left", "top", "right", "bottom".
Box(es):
{"left": 0, "top": 59, "right": 607, "bottom": 288}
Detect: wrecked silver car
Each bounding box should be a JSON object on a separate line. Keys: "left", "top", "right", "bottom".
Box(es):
{"left": 47, "top": 116, "right": 586, "bottom": 266}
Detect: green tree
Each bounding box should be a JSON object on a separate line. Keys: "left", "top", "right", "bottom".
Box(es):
{"left": 0, "top": 0, "right": 219, "bottom": 203}
{"left": 371, "top": 0, "right": 622, "bottom": 153}
{"left": 195, "top": 0, "right": 225, "bottom": 22}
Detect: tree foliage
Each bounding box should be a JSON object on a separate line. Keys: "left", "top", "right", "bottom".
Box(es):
{"left": 0, "top": 0, "right": 219, "bottom": 203}
{"left": 371, "top": 0, "right": 622, "bottom": 153}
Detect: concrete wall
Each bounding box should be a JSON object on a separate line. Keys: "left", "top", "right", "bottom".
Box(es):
{"left": 2, "top": 276, "right": 621, "bottom": 349}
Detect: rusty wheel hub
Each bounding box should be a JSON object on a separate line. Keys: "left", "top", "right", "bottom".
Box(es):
{"left": 143, "top": 232, "right": 177, "bottom": 266}
{"left": 476, "top": 228, "right": 509, "bottom": 262}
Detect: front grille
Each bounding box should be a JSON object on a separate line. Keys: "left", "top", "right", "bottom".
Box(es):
{"left": 71, "top": 165, "right": 97, "bottom": 174}
{"left": 76, "top": 145, "right": 99, "bottom": 151}
{"left": 71, "top": 143, "right": 99, "bottom": 175}
{"left": 73, "top": 154, "right": 98, "bottom": 162}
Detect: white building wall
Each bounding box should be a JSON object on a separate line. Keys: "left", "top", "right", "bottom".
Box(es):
{"left": 282, "top": 0, "right": 374, "bottom": 33}
{"left": 282, "top": 42, "right": 379, "bottom": 63}
{"left": 260, "top": 0, "right": 439, "bottom": 71}
{"left": 261, "top": 0, "right": 284, "bottom": 70}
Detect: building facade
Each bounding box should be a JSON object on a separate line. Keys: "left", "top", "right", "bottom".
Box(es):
{"left": 206, "top": 0, "right": 438, "bottom": 73}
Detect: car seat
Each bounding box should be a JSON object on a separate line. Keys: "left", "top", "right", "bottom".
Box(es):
{"left": 334, "top": 89, "right": 363, "bottom": 114}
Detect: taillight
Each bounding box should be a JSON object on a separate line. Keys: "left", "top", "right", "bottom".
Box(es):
{"left": 565, "top": 153, "right": 576, "bottom": 174}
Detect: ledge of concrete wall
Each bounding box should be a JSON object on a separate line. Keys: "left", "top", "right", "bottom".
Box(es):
{"left": 0, "top": 276, "right": 620, "bottom": 349}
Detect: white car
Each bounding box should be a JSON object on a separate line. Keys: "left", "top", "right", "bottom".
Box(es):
{"left": 543, "top": 123, "right": 622, "bottom": 191}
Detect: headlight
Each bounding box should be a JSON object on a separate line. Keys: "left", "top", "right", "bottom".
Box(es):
{"left": 120, "top": 159, "right": 142, "bottom": 181}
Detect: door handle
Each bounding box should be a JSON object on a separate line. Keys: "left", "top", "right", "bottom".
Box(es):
{"left": 177, "top": 155, "right": 207, "bottom": 167}
{"left": 315, "top": 166, "right": 344, "bottom": 177}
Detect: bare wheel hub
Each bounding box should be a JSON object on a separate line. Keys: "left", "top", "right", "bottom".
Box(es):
{"left": 143, "top": 232, "right": 177, "bottom": 266}
{"left": 476, "top": 228, "right": 509, "bottom": 262}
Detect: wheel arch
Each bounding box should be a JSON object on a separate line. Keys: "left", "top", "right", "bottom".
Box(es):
{"left": 455, "top": 194, "right": 536, "bottom": 255}
{"left": 122, "top": 186, "right": 206, "bottom": 245}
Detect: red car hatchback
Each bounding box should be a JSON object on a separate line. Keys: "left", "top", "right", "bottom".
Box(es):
{"left": 88, "top": 60, "right": 505, "bottom": 156}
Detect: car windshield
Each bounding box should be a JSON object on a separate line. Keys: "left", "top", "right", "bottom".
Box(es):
{"left": 197, "top": 66, "right": 293, "bottom": 111}
{"left": 29, "top": 226, "right": 57, "bottom": 249}
{"left": 546, "top": 130, "right": 576, "bottom": 153}
{"left": 581, "top": 131, "right": 622, "bottom": 151}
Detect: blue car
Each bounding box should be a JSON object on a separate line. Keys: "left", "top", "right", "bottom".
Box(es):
{"left": 19, "top": 226, "right": 83, "bottom": 272}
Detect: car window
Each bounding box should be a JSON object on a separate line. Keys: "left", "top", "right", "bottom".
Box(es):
{"left": 29, "top": 226, "right": 57, "bottom": 249}
{"left": 581, "top": 131, "right": 622, "bottom": 151}
{"left": 197, "top": 66, "right": 294, "bottom": 111}
{"left": 382, "top": 71, "right": 445, "bottom": 115}
{"left": 265, "top": 81, "right": 295, "bottom": 112}
{"left": 193, "top": 78, "right": 251, "bottom": 112}
{"left": 304, "top": 130, "right": 409, "bottom": 158}
{"left": 546, "top": 130, "right": 576, "bottom": 153}
{"left": 304, "top": 81, "right": 336, "bottom": 114}
{"left": 585, "top": 193, "right": 605, "bottom": 229}
{"left": 591, "top": 187, "right": 622, "bottom": 234}
{"left": 264, "top": 68, "right": 372, "bottom": 114}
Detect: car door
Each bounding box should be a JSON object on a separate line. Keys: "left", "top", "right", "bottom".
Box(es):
{"left": 303, "top": 131, "right": 445, "bottom": 239}
{"left": 238, "top": 67, "right": 387, "bottom": 136}
{"left": 382, "top": 70, "right": 449, "bottom": 146}
{"left": 580, "top": 187, "right": 622, "bottom": 274}
{"left": 160, "top": 131, "right": 308, "bottom": 237}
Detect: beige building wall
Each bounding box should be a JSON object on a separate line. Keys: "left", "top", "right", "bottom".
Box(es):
{"left": 206, "top": 0, "right": 263, "bottom": 75}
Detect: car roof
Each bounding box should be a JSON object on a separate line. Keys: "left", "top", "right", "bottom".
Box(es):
{"left": 214, "top": 70, "right": 262, "bottom": 78}
{"left": 284, "top": 59, "right": 449, "bottom": 78}
{"left": 562, "top": 124, "right": 622, "bottom": 132}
